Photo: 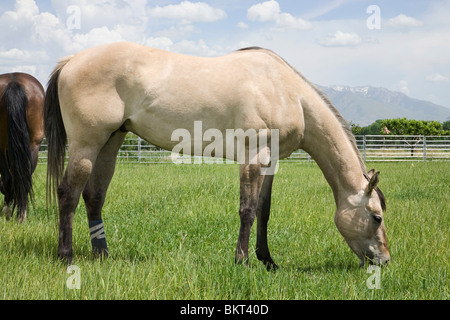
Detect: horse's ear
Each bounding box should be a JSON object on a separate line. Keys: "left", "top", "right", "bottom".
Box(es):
{"left": 366, "top": 171, "right": 380, "bottom": 195}
{"left": 367, "top": 169, "right": 376, "bottom": 179}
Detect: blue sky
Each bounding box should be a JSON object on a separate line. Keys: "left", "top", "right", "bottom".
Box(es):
{"left": 1, "top": 0, "right": 449, "bottom": 113}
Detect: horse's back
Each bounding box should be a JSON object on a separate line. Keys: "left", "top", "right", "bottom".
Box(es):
{"left": 1, "top": 73, "right": 44, "bottom": 97}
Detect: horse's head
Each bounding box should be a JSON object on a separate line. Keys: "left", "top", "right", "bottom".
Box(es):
{"left": 334, "top": 170, "right": 390, "bottom": 267}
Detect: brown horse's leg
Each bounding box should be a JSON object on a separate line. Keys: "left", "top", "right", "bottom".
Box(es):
{"left": 82, "top": 131, "right": 126, "bottom": 258}
{"left": 255, "top": 171, "right": 278, "bottom": 270}
{"left": 235, "top": 163, "right": 263, "bottom": 265}
{"left": 0, "top": 174, "right": 12, "bottom": 220}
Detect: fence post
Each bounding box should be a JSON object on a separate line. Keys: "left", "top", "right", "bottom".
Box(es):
{"left": 423, "top": 136, "right": 427, "bottom": 161}
{"left": 363, "top": 135, "right": 367, "bottom": 162}
{"left": 138, "top": 137, "right": 142, "bottom": 163}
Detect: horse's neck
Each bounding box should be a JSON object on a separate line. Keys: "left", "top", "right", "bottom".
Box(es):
{"left": 301, "top": 101, "right": 365, "bottom": 205}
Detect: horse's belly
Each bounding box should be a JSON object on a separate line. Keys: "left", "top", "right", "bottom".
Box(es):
{"left": 126, "top": 102, "right": 234, "bottom": 154}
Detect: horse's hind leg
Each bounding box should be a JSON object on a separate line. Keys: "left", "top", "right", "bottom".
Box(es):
{"left": 82, "top": 131, "right": 126, "bottom": 258}
{"left": 235, "top": 164, "right": 263, "bottom": 265}
{"left": 0, "top": 175, "right": 12, "bottom": 220}
{"left": 1, "top": 204, "right": 11, "bottom": 219}
{"left": 0, "top": 155, "right": 11, "bottom": 219}
{"left": 57, "top": 139, "right": 108, "bottom": 263}
{"left": 1, "top": 200, "right": 12, "bottom": 220}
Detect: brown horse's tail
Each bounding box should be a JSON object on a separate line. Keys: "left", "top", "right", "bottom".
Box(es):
{"left": 44, "top": 56, "right": 72, "bottom": 210}
{"left": 1, "top": 77, "right": 32, "bottom": 219}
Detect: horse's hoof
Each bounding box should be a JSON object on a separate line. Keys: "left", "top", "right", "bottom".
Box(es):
{"left": 235, "top": 255, "right": 249, "bottom": 266}
{"left": 57, "top": 249, "right": 73, "bottom": 265}
{"left": 266, "top": 262, "right": 278, "bottom": 272}
{"left": 92, "top": 247, "right": 109, "bottom": 260}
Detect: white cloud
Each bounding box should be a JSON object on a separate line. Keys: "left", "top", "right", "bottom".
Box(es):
{"left": 0, "top": 48, "right": 30, "bottom": 60}
{"left": 0, "top": 0, "right": 62, "bottom": 47}
{"left": 69, "top": 27, "right": 124, "bottom": 52}
{"left": 247, "top": 0, "right": 280, "bottom": 22}
{"left": 51, "top": 0, "right": 150, "bottom": 31}
{"left": 148, "top": 1, "right": 227, "bottom": 23}
{"left": 426, "top": 73, "right": 450, "bottom": 83}
{"left": 13, "top": 0, "right": 39, "bottom": 19}
{"left": 32, "top": 11, "right": 65, "bottom": 43}
{"left": 247, "top": 0, "right": 311, "bottom": 30}
{"left": 386, "top": 14, "right": 424, "bottom": 28}
{"left": 0, "top": 65, "right": 37, "bottom": 76}
{"left": 319, "top": 31, "right": 362, "bottom": 47}
{"left": 237, "top": 22, "right": 248, "bottom": 29}
{"left": 144, "top": 37, "right": 231, "bottom": 58}
{"left": 0, "top": 0, "right": 146, "bottom": 81}
{"left": 171, "top": 39, "right": 226, "bottom": 57}
{"left": 396, "top": 80, "right": 410, "bottom": 95}
{"left": 152, "top": 24, "right": 196, "bottom": 41}
{"left": 144, "top": 37, "right": 174, "bottom": 51}
{"left": 0, "top": 48, "right": 47, "bottom": 61}
{"left": 274, "top": 12, "right": 312, "bottom": 30}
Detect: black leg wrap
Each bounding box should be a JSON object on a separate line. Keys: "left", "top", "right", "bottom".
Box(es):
{"left": 89, "top": 220, "right": 108, "bottom": 257}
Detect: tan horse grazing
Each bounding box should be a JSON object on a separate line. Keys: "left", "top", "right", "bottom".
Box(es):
{"left": 0, "top": 73, "right": 45, "bottom": 222}
{"left": 44, "top": 42, "right": 389, "bottom": 268}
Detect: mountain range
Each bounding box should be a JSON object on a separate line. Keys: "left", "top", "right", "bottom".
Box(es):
{"left": 316, "top": 85, "right": 450, "bottom": 126}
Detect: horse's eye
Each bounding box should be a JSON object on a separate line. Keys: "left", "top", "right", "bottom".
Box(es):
{"left": 372, "top": 215, "right": 382, "bottom": 224}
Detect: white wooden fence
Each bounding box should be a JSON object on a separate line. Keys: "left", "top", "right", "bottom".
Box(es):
{"left": 38, "top": 134, "right": 450, "bottom": 163}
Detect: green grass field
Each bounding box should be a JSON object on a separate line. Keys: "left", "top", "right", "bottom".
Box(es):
{"left": 0, "top": 162, "right": 448, "bottom": 300}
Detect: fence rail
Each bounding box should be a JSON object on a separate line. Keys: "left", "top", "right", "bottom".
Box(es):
{"left": 355, "top": 135, "right": 450, "bottom": 161}
{"left": 37, "top": 134, "right": 450, "bottom": 164}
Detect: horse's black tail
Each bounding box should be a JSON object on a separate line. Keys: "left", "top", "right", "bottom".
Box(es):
{"left": 1, "top": 79, "right": 32, "bottom": 219}
{"left": 44, "top": 56, "right": 72, "bottom": 210}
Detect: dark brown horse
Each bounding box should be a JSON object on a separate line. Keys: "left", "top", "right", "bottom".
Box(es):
{"left": 0, "top": 73, "right": 44, "bottom": 222}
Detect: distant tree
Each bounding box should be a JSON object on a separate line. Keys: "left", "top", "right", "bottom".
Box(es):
{"left": 443, "top": 120, "right": 450, "bottom": 131}
{"left": 380, "top": 118, "right": 446, "bottom": 135}
{"left": 350, "top": 119, "right": 450, "bottom": 136}
{"left": 360, "top": 119, "right": 383, "bottom": 135}
{"left": 349, "top": 121, "right": 362, "bottom": 135}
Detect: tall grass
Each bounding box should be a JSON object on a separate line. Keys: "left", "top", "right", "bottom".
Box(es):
{"left": 0, "top": 162, "right": 448, "bottom": 299}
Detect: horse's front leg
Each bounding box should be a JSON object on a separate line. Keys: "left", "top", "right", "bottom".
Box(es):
{"left": 255, "top": 171, "right": 278, "bottom": 271}
{"left": 235, "top": 164, "right": 262, "bottom": 265}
